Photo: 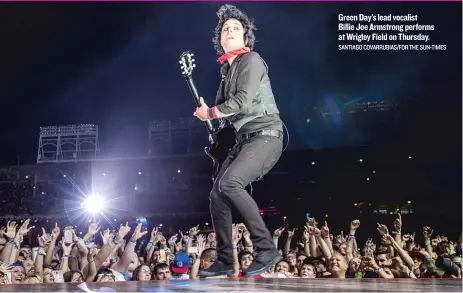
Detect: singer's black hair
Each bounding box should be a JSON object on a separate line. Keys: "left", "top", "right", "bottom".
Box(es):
{"left": 212, "top": 4, "right": 257, "bottom": 56}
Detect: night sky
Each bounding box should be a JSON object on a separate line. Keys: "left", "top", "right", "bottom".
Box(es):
{"left": 0, "top": 2, "right": 461, "bottom": 166}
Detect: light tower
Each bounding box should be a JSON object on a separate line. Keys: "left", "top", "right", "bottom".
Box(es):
{"left": 36, "top": 124, "right": 99, "bottom": 164}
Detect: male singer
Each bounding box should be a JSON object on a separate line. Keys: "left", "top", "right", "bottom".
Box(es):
{"left": 194, "top": 4, "right": 284, "bottom": 277}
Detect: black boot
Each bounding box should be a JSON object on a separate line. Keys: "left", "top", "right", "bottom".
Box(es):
{"left": 199, "top": 262, "right": 235, "bottom": 278}
{"left": 242, "top": 250, "right": 282, "bottom": 277}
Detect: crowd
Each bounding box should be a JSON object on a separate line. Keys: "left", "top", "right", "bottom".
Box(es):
{"left": 0, "top": 212, "right": 461, "bottom": 285}
{"left": 0, "top": 182, "right": 57, "bottom": 216}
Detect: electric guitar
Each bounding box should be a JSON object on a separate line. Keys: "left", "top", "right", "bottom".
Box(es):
{"left": 179, "top": 51, "right": 237, "bottom": 181}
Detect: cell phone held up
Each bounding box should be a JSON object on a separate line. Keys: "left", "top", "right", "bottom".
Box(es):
{"left": 64, "top": 230, "right": 73, "bottom": 244}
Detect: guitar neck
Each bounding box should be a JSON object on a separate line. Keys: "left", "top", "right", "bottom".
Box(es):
{"left": 185, "top": 76, "right": 216, "bottom": 134}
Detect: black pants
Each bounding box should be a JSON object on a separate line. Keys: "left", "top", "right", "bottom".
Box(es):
{"left": 209, "top": 134, "right": 283, "bottom": 264}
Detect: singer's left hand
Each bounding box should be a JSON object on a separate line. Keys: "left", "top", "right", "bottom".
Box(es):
{"left": 193, "top": 97, "right": 209, "bottom": 121}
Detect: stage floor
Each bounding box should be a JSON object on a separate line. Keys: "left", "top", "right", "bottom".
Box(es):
{"left": 2, "top": 278, "right": 462, "bottom": 292}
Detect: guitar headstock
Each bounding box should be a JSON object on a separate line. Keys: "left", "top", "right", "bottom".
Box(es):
{"left": 179, "top": 51, "right": 196, "bottom": 77}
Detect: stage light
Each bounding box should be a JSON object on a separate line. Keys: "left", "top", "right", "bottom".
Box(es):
{"left": 407, "top": 201, "right": 411, "bottom": 204}
{"left": 359, "top": 159, "right": 363, "bottom": 162}
{"left": 63, "top": 174, "right": 67, "bottom": 178}
{"left": 311, "top": 162, "right": 315, "bottom": 165}
{"left": 84, "top": 195, "right": 106, "bottom": 214}
{"left": 138, "top": 172, "right": 142, "bottom": 175}
{"left": 25, "top": 176, "right": 29, "bottom": 179}
{"left": 177, "top": 169, "right": 181, "bottom": 173}
{"left": 408, "top": 156, "right": 412, "bottom": 159}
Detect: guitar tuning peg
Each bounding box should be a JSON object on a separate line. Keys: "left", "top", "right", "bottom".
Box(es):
{"left": 193, "top": 64, "right": 196, "bottom": 67}
{"left": 191, "top": 53, "right": 194, "bottom": 56}
{"left": 191, "top": 59, "right": 195, "bottom": 62}
{"left": 178, "top": 61, "right": 182, "bottom": 64}
{"left": 180, "top": 66, "right": 184, "bottom": 69}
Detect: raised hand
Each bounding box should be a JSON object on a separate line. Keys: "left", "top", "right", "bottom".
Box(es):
{"left": 287, "top": 228, "right": 295, "bottom": 238}
{"left": 321, "top": 221, "right": 330, "bottom": 238}
{"left": 100, "top": 229, "right": 111, "bottom": 246}
{"left": 38, "top": 228, "right": 50, "bottom": 248}
{"left": 18, "top": 219, "right": 34, "bottom": 236}
{"left": 363, "top": 238, "right": 376, "bottom": 258}
{"left": 243, "top": 230, "right": 251, "bottom": 241}
{"left": 50, "top": 223, "right": 61, "bottom": 240}
{"left": 61, "top": 237, "right": 74, "bottom": 255}
{"left": 302, "top": 227, "right": 310, "bottom": 242}
{"left": 350, "top": 220, "right": 360, "bottom": 231}
{"left": 118, "top": 222, "right": 131, "bottom": 239}
{"left": 87, "top": 247, "right": 98, "bottom": 263}
{"left": 336, "top": 231, "right": 346, "bottom": 243}
{"left": 306, "top": 226, "right": 315, "bottom": 236}
{"left": 273, "top": 227, "right": 285, "bottom": 238}
{"left": 308, "top": 217, "right": 318, "bottom": 227}
{"left": 376, "top": 223, "right": 389, "bottom": 236}
{"left": 423, "top": 226, "right": 433, "bottom": 240}
{"left": 168, "top": 234, "right": 178, "bottom": 246}
{"left": 4, "top": 221, "right": 18, "bottom": 240}
{"left": 393, "top": 213, "right": 402, "bottom": 233}
{"left": 150, "top": 227, "right": 158, "bottom": 240}
{"left": 188, "top": 225, "right": 200, "bottom": 237}
{"left": 232, "top": 224, "right": 240, "bottom": 245}
{"left": 196, "top": 234, "right": 206, "bottom": 256}
{"left": 381, "top": 234, "right": 393, "bottom": 247}
{"left": 130, "top": 224, "right": 148, "bottom": 242}
{"left": 87, "top": 221, "right": 101, "bottom": 236}
{"left": 402, "top": 234, "right": 411, "bottom": 242}
{"left": 409, "top": 232, "right": 415, "bottom": 243}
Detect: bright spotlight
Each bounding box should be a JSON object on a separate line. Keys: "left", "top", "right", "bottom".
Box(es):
{"left": 84, "top": 195, "right": 105, "bottom": 214}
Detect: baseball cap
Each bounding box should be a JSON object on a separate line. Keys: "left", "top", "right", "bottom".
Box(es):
{"left": 172, "top": 252, "right": 190, "bottom": 274}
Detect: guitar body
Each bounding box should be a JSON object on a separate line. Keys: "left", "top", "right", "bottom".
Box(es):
{"left": 204, "top": 125, "right": 237, "bottom": 180}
